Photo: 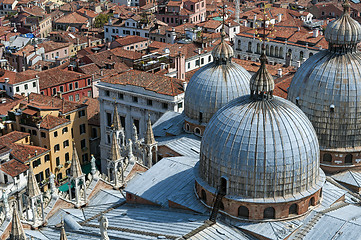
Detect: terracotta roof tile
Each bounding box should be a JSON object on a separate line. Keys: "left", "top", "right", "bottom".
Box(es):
{"left": 8, "top": 144, "right": 49, "bottom": 163}
{"left": 0, "top": 131, "right": 29, "bottom": 144}
{"left": 113, "top": 35, "right": 148, "bottom": 46}
{"left": 55, "top": 12, "right": 88, "bottom": 24}
{"left": 38, "top": 41, "right": 71, "bottom": 53}
{"left": 0, "top": 159, "right": 28, "bottom": 177}
{"left": 39, "top": 114, "right": 70, "bottom": 130}
{"left": 101, "top": 70, "right": 185, "bottom": 96}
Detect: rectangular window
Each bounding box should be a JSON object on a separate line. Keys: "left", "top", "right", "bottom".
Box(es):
{"left": 75, "top": 82, "right": 79, "bottom": 89}
{"left": 196, "top": 60, "right": 200, "bottom": 66}
{"left": 62, "top": 127, "right": 68, "bottom": 134}
{"left": 82, "top": 153, "right": 88, "bottom": 163}
{"left": 45, "top": 168, "right": 50, "bottom": 178}
{"left": 69, "top": 95, "right": 73, "bottom": 101}
{"left": 178, "top": 102, "right": 183, "bottom": 109}
{"left": 69, "top": 83, "right": 73, "bottom": 90}
{"left": 16, "top": 86, "right": 19, "bottom": 92}
{"left": 56, "top": 157, "right": 60, "bottom": 166}
{"left": 54, "top": 131, "right": 58, "bottom": 137}
{"left": 147, "top": 99, "right": 153, "bottom": 106}
{"left": 133, "top": 96, "right": 138, "bottom": 103}
{"left": 60, "top": 86, "right": 64, "bottom": 92}
{"left": 75, "top": 94, "right": 79, "bottom": 101}
{"left": 33, "top": 82, "right": 36, "bottom": 88}
{"left": 92, "top": 127, "right": 97, "bottom": 138}
{"left": 118, "top": 93, "right": 124, "bottom": 99}
{"left": 78, "top": 110, "right": 85, "bottom": 118}
{"left": 63, "top": 140, "right": 69, "bottom": 148}
{"left": 105, "top": 90, "right": 110, "bottom": 96}
{"left": 32, "top": 130, "right": 37, "bottom": 136}
{"left": 79, "top": 124, "right": 86, "bottom": 134}
{"left": 188, "top": 62, "right": 190, "bottom": 69}
{"left": 208, "top": 56, "right": 211, "bottom": 62}
{"left": 120, "top": 116, "right": 125, "bottom": 129}
{"left": 52, "top": 88, "right": 56, "bottom": 95}
{"left": 162, "top": 103, "right": 168, "bottom": 109}
{"left": 65, "top": 152, "right": 69, "bottom": 161}
{"left": 45, "top": 154, "right": 50, "bottom": 162}
{"left": 54, "top": 144, "right": 60, "bottom": 152}
{"left": 106, "top": 112, "right": 112, "bottom": 127}
{"left": 133, "top": 119, "right": 140, "bottom": 134}
{"left": 81, "top": 139, "right": 86, "bottom": 149}
{"left": 88, "top": 91, "right": 91, "bottom": 97}
{"left": 201, "top": 58, "right": 204, "bottom": 65}
{"left": 87, "top": 78, "right": 91, "bottom": 85}
{"left": 24, "top": 84, "right": 28, "bottom": 90}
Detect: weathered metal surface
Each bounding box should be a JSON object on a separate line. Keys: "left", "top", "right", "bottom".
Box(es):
{"left": 184, "top": 58, "right": 251, "bottom": 124}
{"left": 200, "top": 95, "right": 323, "bottom": 199}
{"left": 289, "top": 4, "right": 361, "bottom": 151}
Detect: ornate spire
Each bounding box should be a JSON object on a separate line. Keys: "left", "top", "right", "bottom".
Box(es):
{"left": 10, "top": 203, "right": 26, "bottom": 240}
{"left": 109, "top": 131, "right": 121, "bottom": 161}
{"left": 60, "top": 219, "right": 68, "bottom": 240}
{"left": 211, "top": 2, "right": 234, "bottom": 64}
{"left": 70, "top": 143, "right": 83, "bottom": 179}
{"left": 112, "top": 103, "right": 122, "bottom": 131}
{"left": 250, "top": 8, "right": 275, "bottom": 100}
{"left": 343, "top": 0, "right": 351, "bottom": 13}
{"left": 27, "top": 164, "right": 41, "bottom": 198}
{"left": 250, "top": 47, "right": 274, "bottom": 100}
{"left": 144, "top": 115, "right": 156, "bottom": 145}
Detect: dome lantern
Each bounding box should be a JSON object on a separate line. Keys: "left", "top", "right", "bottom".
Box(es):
{"left": 324, "top": 0, "right": 361, "bottom": 53}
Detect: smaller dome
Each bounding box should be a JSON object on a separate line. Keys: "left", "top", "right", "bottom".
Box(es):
{"left": 325, "top": 0, "right": 361, "bottom": 46}
{"left": 211, "top": 30, "right": 234, "bottom": 63}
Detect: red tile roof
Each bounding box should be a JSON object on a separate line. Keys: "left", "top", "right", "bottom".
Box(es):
{"left": 39, "top": 114, "right": 70, "bottom": 130}
{"left": 0, "top": 159, "right": 28, "bottom": 177}
{"left": 23, "top": 93, "right": 87, "bottom": 114}
{"left": 8, "top": 144, "right": 49, "bottom": 163}
{"left": 38, "top": 41, "right": 71, "bottom": 53}
{"left": 55, "top": 12, "right": 88, "bottom": 24}
{"left": 113, "top": 35, "right": 148, "bottom": 46}
{"left": 0, "top": 69, "right": 37, "bottom": 85}
{"left": 274, "top": 73, "right": 294, "bottom": 99}
{"left": 0, "top": 131, "right": 29, "bottom": 144}
{"left": 101, "top": 70, "right": 185, "bottom": 96}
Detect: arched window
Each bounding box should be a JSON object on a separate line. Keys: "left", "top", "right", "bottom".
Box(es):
{"left": 299, "top": 51, "right": 304, "bottom": 61}
{"left": 220, "top": 177, "right": 227, "bottom": 195}
{"left": 266, "top": 45, "right": 270, "bottom": 56}
{"left": 323, "top": 153, "right": 332, "bottom": 163}
{"left": 219, "top": 201, "right": 224, "bottom": 210}
{"left": 238, "top": 40, "right": 241, "bottom": 49}
{"left": 289, "top": 203, "right": 298, "bottom": 215}
{"left": 201, "top": 189, "right": 207, "bottom": 203}
{"left": 257, "top": 43, "right": 260, "bottom": 54}
{"left": 275, "top": 46, "right": 279, "bottom": 57}
{"left": 198, "top": 112, "right": 203, "bottom": 123}
{"left": 279, "top": 47, "right": 284, "bottom": 59}
{"left": 345, "top": 154, "right": 353, "bottom": 164}
{"left": 194, "top": 127, "right": 201, "bottom": 135}
{"left": 309, "top": 197, "right": 315, "bottom": 207}
{"left": 309, "top": 52, "right": 313, "bottom": 57}
{"left": 264, "top": 207, "right": 275, "bottom": 219}
{"left": 238, "top": 206, "right": 249, "bottom": 218}
{"left": 248, "top": 42, "right": 252, "bottom": 52}
{"left": 185, "top": 123, "right": 190, "bottom": 132}
{"left": 270, "top": 46, "right": 274, "bottom": 57}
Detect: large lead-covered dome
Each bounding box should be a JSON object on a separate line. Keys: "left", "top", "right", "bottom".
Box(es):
{"left": 198, "top": 48, "right": 324, "bottom": 204}
{"left": 184, "top": 30, "right": 251, "bottom": 125}
{"left": 288, "top": 0, "right": 361, "bottom": 150}
{"left": 200, "top": 96, "right": 322, "bottom": 199}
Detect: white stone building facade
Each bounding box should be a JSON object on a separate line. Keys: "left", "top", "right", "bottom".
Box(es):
{"left": 96, "top": 81, "right": 184, "bottom": 172}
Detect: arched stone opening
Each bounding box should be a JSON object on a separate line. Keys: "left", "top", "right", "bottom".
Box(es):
{"left": 289, "top": 203, "right": 298, "bottom": 215}
{"left": 220, "top": 177, "right": 227, "bottom": 195}
{"left": 264, "top": 207, "right": 275, "bottom": 219}
{"left": 345, "top": 154, "right": 353, "bottom": 165}
{"left": 194, "top": 127, "right": 201, "bottom": 135}
{"left": 201, "top": 189, "right": 207, "bottom": 204}
{"left": 310, "top": 197, "right": 316, "bottom": 206}
{"left": 238, "top": 206, "right": 249, "bottom": 218}
{"left": 185, "top": 123, "right": 190, "bottom": 132}
{"left": 323, "top": 153, "right": 332, "bottom": 163}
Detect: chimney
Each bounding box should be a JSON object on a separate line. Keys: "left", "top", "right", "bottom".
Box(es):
{"left": 183, "top": 82, "right": 187, "bottom": 91}
{"left": 312, "top": 29, "right": 319, "bottom": 38}
{"left": 57, "top": 91, "right": 63, "bottom": 99}
{"left": 198, "top": 48, "right": 201, "bottom": 54}
{"left": 278, "top": 14, "right": 282, "bottom": 23}
{"left": 277, "top": 68, "right": 282, "bottom": 78}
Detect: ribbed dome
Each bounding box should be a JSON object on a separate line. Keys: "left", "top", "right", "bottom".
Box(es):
{"left": 325, "top": 0, "right": 361, "bottom": 47}
{"left": 288, "top": 50, "right": 361, "bottom": 150}
{"left": 184, "top": 61, "right": 251, "bottom": 124}
{"left": 212, "top": 41, "right": 234, "bottom": 62}
{"left": 200, "top": 95, "right": 323, "bottom": 200}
